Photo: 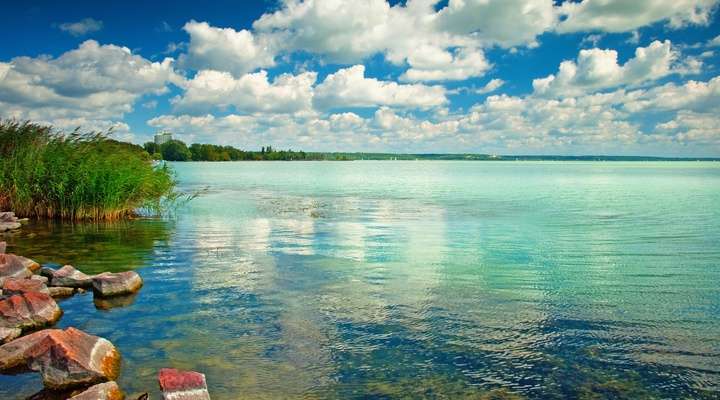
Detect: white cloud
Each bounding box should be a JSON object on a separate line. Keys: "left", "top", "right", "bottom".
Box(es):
{"left": 252, "top": 0, "right": 549, "bottom": 82}
{"left": 708, "top": 35, "right": 720, "bottom": 47}
{"left": 178, "top": 20, "right": 277, "bottom": 76}
{"left": 476, "top": 79, "right": 505, "bottom": 94}
{"left": 58, "top": 18, "right": 103, "bottom": 36}
{"left": 0, "top": 40, "right": 180, "bottom": 131}
{"left": 172, "top": 69, "right": 316, "bottom": 114}
{"left": 655, "top": 111, "right": 720, "bottom": 144}
{"left": 314, "top": 65, "right": 446, "bottom": 109}
{"left": 533, "top": 40, "right": 679, "bottom": 96}
{"left": 400, "top": 46, "right": 490, "bottom": 82}
{"left": 434, "top": 0, "right": 557, "bottom": 47}
{"left": 557, "top": 0, "right": 719, "bottom": 33}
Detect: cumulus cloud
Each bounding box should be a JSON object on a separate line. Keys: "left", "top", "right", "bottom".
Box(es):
{"left": 400, "top": 46, "right": 490, "bottom": 82}
{"left": 314, "top": 65, "right": 446, "bottom": 109}
{"left": 172, "top": 69, "right": 316, "bottom": 114}
{"left": 476, "top": 79, "right": 505, "bottom": 94}
{"left": 434, "top": 0, "right": 557, "bottom": 47}
{"left": 0, "top": 40, "right": 180, "bottom": 130}
{"left": 57, "top": 18, "right": 103, "bottom": 36}
{"left": 557, "top": 0, "right": 719, "bottom": 33}
{"left": 533, "top": 40, "right": 679, "bottom": 96}
{"left": 178, "top": 20, "right": 277, "bottom": 76}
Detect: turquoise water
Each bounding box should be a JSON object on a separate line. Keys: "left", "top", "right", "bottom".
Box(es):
{"left": 2, "top": 161, "right": 720, "bottom": 399}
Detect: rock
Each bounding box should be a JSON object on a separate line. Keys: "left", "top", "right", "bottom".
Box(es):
{"left": 48, "top": 286, "right": 76, "bottom": 298}
{"left": 0, "top": 241, "right": 5, "bottom": 254}
{"left": 0, "top": 327, "right": 121, "bottom": 390}
{"left": 69, "top": 381, "right": 124, "bottom": 400}
{"left": 31, "top": 275, "right": 49, "bottom": 284}
{"left": 93, "top": 271, "right": 143, "bottom": 297}
{"left": 158, "top": 368, "right": 211, "bottom": 400}
{"left": 2, "top": 277, "right": 49, "bottom": 295}
{"left": 94, "top": 292, "right": 137, "bottom": 310}
{"left": 0, "top": 292, "right": 62, "bottom": 331}
{"left": 39, "top": 266, "right": 58, "bottom": 279}
{"left": 49, "top": 265, "right": 93, "bottom": 288}
{"left": 0, "top": 327, "right": 21, "bottom": 344}
{"left": 0, "top": 213, "right": 21, "bottom": 232}
{"left": 0, "top": 222, "right": 21, "bottom": 232}
{"left": 0, "top": 253, "right": 33, "bottom": 279}
{"left": 18, "top": 255, "right": 41, "bottom": 273}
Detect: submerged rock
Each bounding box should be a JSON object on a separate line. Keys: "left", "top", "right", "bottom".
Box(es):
{"left": 48, "top": 286, "right": 76, "bottom": 298}
{"left": 2, "top": 277, "right": 50, "bottom": 295}
{"left": 158, "top": 368, "right": 211, "bottom": 400}
{"left": 0, "top": 212, "right": 21, "bottom": 232}
{"left": 49, "top": 265, "right": 93, "bottom": 288}
{"left": 93, "top": 271, "right": 143, "bottom": 297}
{"left": 69, "top": 381, "right": 125, "bottom": 400}
{"left": 94, "top": 292, "right": 137, "bottom": 310}
{"left": 0, "top": 327, "right": 121, "bottom": 390}
{"left": 0, "top": 292, "right": 62, "bottom": 331}
{"left": 0, "top": 327, "right": 21, "bottom": 344}
{"left": 0, "top": 253, "right": 34, "bottom": 279}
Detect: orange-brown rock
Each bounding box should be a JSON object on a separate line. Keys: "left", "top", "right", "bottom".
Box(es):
{"left": 0, "top": 253, "right": 33, "bottom": 279}
{"left": 93, "top": 271, "right": 143, "bottom": 297}
{"left": 0, "top": 327, "right": 21, "bottom": 344}
{"left": 49, "top": 265, "right": 93, "bottom": 288}
{"left": 2, "top": 277, "right": 50, "bottom": 295}
{"left": 0, "top": 292, "right": 62, "bottom": 331}
{"left": 159, "top": 368, "right": 211, "bottom": 400}
{"left": 69, "top": 381, "right": 125, "bottom": 400}
{"left": 0, "top": 327, "right": 121, "bottom": 390}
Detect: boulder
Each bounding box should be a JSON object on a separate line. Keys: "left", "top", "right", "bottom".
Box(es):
{"left": 31, "top": 275, "right": 49, "bottom": 284}
{"left": 94, "top": 292, "right": 137, "bottom": 310}
{"left": 69, "top": 381, "right": 124, "bottom": 400}
{"left": 158, "top": 368, "right": 211, "bottom": 400}
{"left": 93, "top": 271, "right": 143, "bottom": 297}
{"left": 2, "top": 277, "right": 50, "bottom": 295}
{"left": 0, "top": 253, "right": 33, "bottom": 279}
{"left": 49, "top": 265, "right": 93, "bottom": 288}
{"left": 48, "top": 286, "right": 76, "bottom": 298}
{"left": 0, "top": 292, "right": 62, "bottom": 331}
{"left": 0, "top": 212, "right": 21, "bottom": 232}
{"left": 0, "top": 327, "right": 121, "bottom": 390}
{"left": 0, "top": 327, "right": 21, "bottom": 344}
{"left": 18, "top": 255, "right": 41, "bottom": 273}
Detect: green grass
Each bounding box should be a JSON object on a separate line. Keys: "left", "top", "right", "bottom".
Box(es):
{"left": 0, "top": 120, "right": 182, "bottom": 220}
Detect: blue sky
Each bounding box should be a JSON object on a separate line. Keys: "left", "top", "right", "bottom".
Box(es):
{"left": 1, "top": 0, "right": 719, "bottom": 156}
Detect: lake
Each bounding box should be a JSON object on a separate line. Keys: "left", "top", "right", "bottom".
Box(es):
{"left": 2, "top": 161, "right": 719, "bottom": 399}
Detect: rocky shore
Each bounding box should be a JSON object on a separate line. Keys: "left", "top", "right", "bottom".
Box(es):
{"left": 1, "top": 218, "right": 211, "bottom": 399}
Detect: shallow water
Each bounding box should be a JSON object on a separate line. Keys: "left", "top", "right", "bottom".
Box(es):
{"left": 2, "top": 161, "right": 720, "bottom": 399}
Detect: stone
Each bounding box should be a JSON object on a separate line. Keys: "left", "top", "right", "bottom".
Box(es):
{"left": 0, "top": 253, "right": 33, "bottom": 279}
{"left": 31, "top": 275, "right": 49, "bottom": 284}
{"left": 94, "top": 292, "right": 137, "bottom": 310}
{"left": 0, "top": 327, "right": 21, "bottom": 344}
{"left": 0, "top": 327, "right": 121, "bottom": 390}
{"left": 158, "top": 368, "right": 211, "bottom": 400}
{"left": 93, "top": 271, "right": 143, "bottom": 297}
{"left": 48, "top": 286, "right": 76, "bottom": 298}
{"left": 18, "top": 255, "right": 41, "bottom": 273}
{"left": 0, "top": 222, "right": 21, "bottom": 232}
{"left": 69, "top": 381, "right": 124, "bottom": 400}
{"left": 0, "top": 212, "right": 15, "bottom": 222}
{"left": 49, "top": 265, "right": 93, "bottom": 288}
{"left": 2, "top": 277, "right": 50, "bottom": 295}
{"left": 39, "top": 266, "right": 58, "bottom": 279}
{"left": 0, "top": 292, "right": 62, "bottom": 331}
{"left": 0, "top": 241, "right": 5, "bottom": 254}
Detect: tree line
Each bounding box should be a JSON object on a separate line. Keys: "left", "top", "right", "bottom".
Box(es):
{"left": 143, "top": 140, "right": 348, "bottom": 161}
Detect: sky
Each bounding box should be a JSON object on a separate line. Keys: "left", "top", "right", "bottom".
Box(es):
{"left": 1, "top": 0, "right": 719, "bottom": 156}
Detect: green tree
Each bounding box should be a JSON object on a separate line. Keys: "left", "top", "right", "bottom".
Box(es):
{"left": 161, "top": 140, "right": 192, "bottom": 161}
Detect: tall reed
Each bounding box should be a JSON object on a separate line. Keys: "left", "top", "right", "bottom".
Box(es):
{"left": 0, "top": 120, "right": 180, "bottom": 220}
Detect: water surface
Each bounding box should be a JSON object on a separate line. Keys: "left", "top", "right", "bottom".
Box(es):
{"left": 3, "top": 161, "right": 719, "bottom": 399}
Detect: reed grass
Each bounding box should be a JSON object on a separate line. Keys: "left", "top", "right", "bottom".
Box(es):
{"left": 0, "top": 120, "right": 181, "bottom": 220}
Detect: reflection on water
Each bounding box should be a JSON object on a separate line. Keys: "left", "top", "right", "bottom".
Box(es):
{"left": 1, "top": 161, "right": 719, "bottom": 399}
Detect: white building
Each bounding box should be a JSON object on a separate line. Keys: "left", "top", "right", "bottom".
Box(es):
{"left": 154, "top": 131, "right": 172, "bottom": 146}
